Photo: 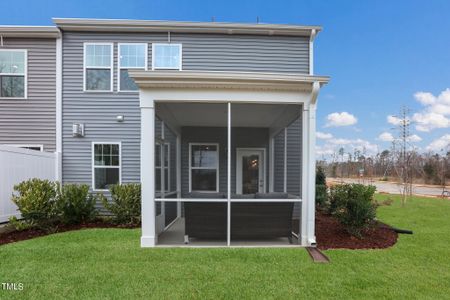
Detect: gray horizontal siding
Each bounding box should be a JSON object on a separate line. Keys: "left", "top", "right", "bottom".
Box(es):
{"left": 273, "top": 116, "right": 303, "bottom": 218}
{"left": 62, "top": 31, "right": 308, "bottom": 192}
{"left": 181, "top": 127, "right": 269, "bottom": 197}
{"left": 0, "top": 38, "right": 56, "bottom": 151}
{"left": 175, "top": 33, "right": 309, "bottom": 73}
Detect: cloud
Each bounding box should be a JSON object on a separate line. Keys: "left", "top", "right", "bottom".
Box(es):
{"left": 378, "top": 132, "right": 394, "bottom": 142}
{"left": 426, "top": 134, "right": 450, "bottom": 152}
{"left": 412, "top": 88, "right": 450, "bottom": 131}
{"left": 316, "top": 131, "right": 333, "bottom": 140}
{"left": 316, "top": 137, "right": 378, "bottom": 158}
{"left": 407, "top": 134, "right": 422, "bottom": 142}
{"left": 325, "top": 112, "right": 357, "bottom": 127}
{"left": 413, "top": 112, "right": 450, "bottom": 132}
{"left": 414, "top": 92, "right": 436, "bottom": 105}
{"left": 387, "top": 115, "right": 405, "bottom": 126}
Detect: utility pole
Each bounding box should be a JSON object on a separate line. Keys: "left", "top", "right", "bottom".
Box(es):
{"left": 392, "top": 106, "right": 413, "bottom": 206}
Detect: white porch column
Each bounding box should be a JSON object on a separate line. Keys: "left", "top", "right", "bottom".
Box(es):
{"left": 301, "top": 104, "right": 309, "bottom": 245}
{"left": 141, "top": 97, "right": 157, "bottom": 247}
{"left": 227, "top": 102, "right": 231, "bottom": 246}
{"left": 300, "top": 102, "right": 317, "bottom": 246}
{"left": 307, "top": 103, "right": 317, "bottom": 245}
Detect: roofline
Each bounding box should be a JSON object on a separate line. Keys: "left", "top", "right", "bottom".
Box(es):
{"left": 0, "top": 26, "right": 60, "bottom": 38}
{"left": 129, "top": 70, "right": 329, "bottom": 91}
{"left": 53, "top": 18, "right": 321, "bottom": 37}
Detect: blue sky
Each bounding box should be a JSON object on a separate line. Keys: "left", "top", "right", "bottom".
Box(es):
{"left": 3, "top": 0, "right": 450, "bottom": 157}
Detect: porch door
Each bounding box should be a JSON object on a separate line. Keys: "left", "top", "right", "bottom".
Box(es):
{"left": 236, "top": 148, "right": 265, "bottom": 194}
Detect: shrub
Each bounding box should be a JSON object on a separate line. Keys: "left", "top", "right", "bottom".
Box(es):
{"left": 8, "top": 216, "right": 33, "bottom": 231}
{"left": 316, "top": 166, "right": 327, "bottom": 186}
{"left": 329, "top": 183, "right": 377, "bottom": 237}
{"left": 11, "top": 179, "right": 59, "bottom": 231}
{"left": 315, "top": 166, "right": 328, "bottom": 208}
{"left": 315, "top": 184, "right": 328, "bottom": 208}
{"left": 101, "top": 183, "right": 141, "bottom": 225}
{"left": 58, "top": 184, "right": 98, "bottom": 224}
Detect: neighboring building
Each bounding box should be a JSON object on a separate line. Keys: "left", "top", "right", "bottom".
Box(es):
{"left": 0, "top": 26, "right": 60, "bottom": 153}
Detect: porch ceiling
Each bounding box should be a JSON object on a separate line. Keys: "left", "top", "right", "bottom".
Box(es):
{"left": 156, "top": 102, "right": 300, "bottom": 130}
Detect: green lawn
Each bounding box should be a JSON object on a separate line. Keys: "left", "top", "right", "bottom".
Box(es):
{"left": 1, "top": 194, "right": 449, "bottom": 299}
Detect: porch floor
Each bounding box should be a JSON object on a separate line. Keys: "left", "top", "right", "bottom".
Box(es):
{"left": 157, "top": 218, "right": 300, "bottom": 247}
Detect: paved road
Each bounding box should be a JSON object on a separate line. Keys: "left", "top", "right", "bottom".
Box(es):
{"left": 328, "top": 178, "right": 449, "bottom": 197}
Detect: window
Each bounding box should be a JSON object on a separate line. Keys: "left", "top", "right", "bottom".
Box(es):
{"left": 189, "top": 143, "right": 219, "bottom": 192}
{"left": 118, "top": 43, "right": 147, "bottom": 91}
{"left": 152, "top": 44, "right": 182, "bottom": 70}
{"left": 155, "top": 142, "right": 170, "bottom": 192}
{"left": 92, "top": 142, "right": 121, "bottom": 191}
{"left": 84, "top": 43, "right": 113, "bottom": 91}
{"left": 0, "top": 50, "right": 26, "bottom": 98}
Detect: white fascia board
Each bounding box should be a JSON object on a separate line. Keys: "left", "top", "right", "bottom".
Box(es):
{"left": 52, "top": 18, "right": 322, "bottom": 37}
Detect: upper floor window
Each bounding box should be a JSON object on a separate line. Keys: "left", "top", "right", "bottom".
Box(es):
{"left": 118, "top": 43, "right": 147, "bottom": 91}
{"left": 152, "top": 44, "right": 182, "bottom": 70}
{"left": 84, "top": 43, "right": 113, "bottom": 92}
{"left": 0, "top": 50, "right": 26, "bottom": 98}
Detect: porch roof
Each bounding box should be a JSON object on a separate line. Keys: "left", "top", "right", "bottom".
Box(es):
{"left": 129, "top": 70, "right": 329, "bottom": 92}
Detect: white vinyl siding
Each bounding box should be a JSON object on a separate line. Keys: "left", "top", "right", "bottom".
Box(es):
{"left": 83, "top": 43, "right": 113, "bottom": 92}
{"left": 0, "top": 49, "right": 27, "bottom": 99}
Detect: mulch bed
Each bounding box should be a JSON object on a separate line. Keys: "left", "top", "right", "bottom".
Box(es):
{"left": 315, "top": 211, "right": 398, "bottom": 250}
{"left": 0, "top": 220, "right": 139, "bottom": 246}
{"left": 2, "top": 214, "right": 398, "bottom": 250}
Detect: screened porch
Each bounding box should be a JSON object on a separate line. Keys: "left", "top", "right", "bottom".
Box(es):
{"left": 152, "top": 102, "right": 305, "bottom": 246}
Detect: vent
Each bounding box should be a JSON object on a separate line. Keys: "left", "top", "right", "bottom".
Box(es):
{"left": 72, "top": 123, "right": 85, "bottom": 137}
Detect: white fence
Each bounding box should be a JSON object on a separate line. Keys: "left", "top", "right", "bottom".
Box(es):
{"left": 0, "top": 145, "right": 58, "bottom": 223}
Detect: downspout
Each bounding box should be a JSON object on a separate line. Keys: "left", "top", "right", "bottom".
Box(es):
{"left": 309, "top": 29, "right": 316, "bottom": 76}
{"left": 55, "top": 30, "right": 63, "bottom": 182}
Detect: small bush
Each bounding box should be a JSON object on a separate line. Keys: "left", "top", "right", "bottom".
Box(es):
{"left": 329, "top": 183, "right": 377, "bottom": 237}
{"left": 101, "top": 183, "right": 141, "bottom": 225}
{"left": 58, "top": 184, "right": 98, "bottom": 224}
{"left": 8, "top": 216, "right": 33, "bottom": 231}
{"left": 11, "top": 179, "right": 59, "bottom": 231}
{"left": 316, "top": 184, "right": 328, "bottom": 208}
{"left": 316, "top": 166, "right": 327, "bottom": 186}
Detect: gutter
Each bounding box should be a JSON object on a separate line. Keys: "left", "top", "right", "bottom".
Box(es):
{"left": 53, "top": 18, "right": 321, "bottom": 37}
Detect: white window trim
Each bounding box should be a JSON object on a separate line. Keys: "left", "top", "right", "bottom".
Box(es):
{"left": 83, "top": 42, "right": 114, "bottom": 92}
{"left": 5, "top": 144, "right": 43, "bottom": 151}
{"left": 118, "top": 43, "right": 148, "bottom": 92}
{"left": 151, "top": 43, "right": 182, "bottom": 71}
{"left": 0, "top": 49, "right": 28, "bottom": 99}
{"left": 155, "top": 141, "right": 170, "bottom": 192}
{"left": 91, "top": 141, "right": 122, "bottom": 192}
{"left": 188, "top": 142, "right": 219, "bottom": 193}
